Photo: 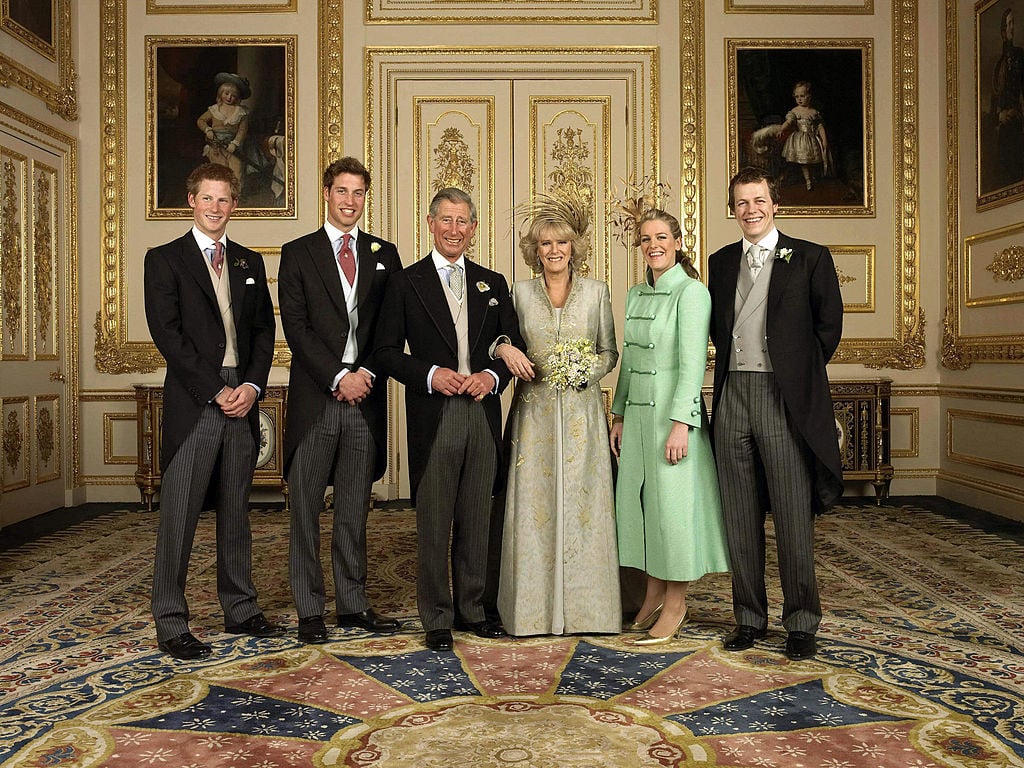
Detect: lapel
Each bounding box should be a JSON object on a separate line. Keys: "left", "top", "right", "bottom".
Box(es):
{"left": 767, "top": 232, "right": 794, "bottom": 315}
{"left": 181, "top": 233, "right": 218, "bottom": 309}
{"left": 717, "top": 241, "right": 743, "bottom": 334}
{"left": 225, "top": 238, "right": 247, "bottom": 330}
{"left": 355, "top": 233, "right": 377, "bottom": 309}
{"left": 311, "top": 229, "right": 348, "bottom": 316}
{"left": 464, "top": 259, "right": 489, "bottom": 352}
{"left": 409, "top": 255, "right": 458, "bottom": 354}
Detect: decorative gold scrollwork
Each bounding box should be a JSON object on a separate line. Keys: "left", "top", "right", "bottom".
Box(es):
{"left": 37, "top": 407, "right": 54, "bottom": 465}
{"left": 3, "top": 411, "right": 23, "bottom": 473}
{"left": 986, "top": 245, "right": 1024, "bottom": 283}
{"left": 2, "top": 157, "right": 23, "bottom": 347}
{"left": 432, "top": 127, "right": 475, "bottom": 193}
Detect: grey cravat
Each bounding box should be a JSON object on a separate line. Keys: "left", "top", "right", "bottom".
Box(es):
{"left": 446, "top": 263, "right": 464, "bottom": 300}
{"left": 746, "top": 244, "right": 767, "bottom": 280}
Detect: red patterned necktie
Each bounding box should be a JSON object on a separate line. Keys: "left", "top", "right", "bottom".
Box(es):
{"left": 211, "top": 241, "right": 225, "bottom": 278}
{"left": 337, "top": 233, "right": 356, "bottom": 285}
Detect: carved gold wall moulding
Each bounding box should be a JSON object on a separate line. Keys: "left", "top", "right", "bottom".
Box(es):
{"left": 1, "top": 397, "right": 28, "bottom": 490}
{"left": 0, "top": 98, "right": 79, "bottom": 485}
{"left": 1, "top": 148, "right": 27, "bottom": 358}
{"left": 890, "top": 407, "right": 919, "bottom": 459}
{"left": 146, "top": 0, "right": 297, "bottom": 12}
{"left": 365, "top": 0, "right": 656, "bottom": 24}
{"left": 0, "top": 0, "right": 77, "bottom": 120}
{"left": 938, "top": 469, "right": 1024, "bottom": 502}
{"left": 103, "top": 412, "right": 138, "bottom": 465}
{"left": 35, "top": 395, "right": 60, "bottom": 482}
{"left": 946, "top": 408, "right": 1024, "bottom": 477}
{"left": 680, "top": 1, "right": 702, "bottom": 268}
{"left": 33, "top": 163, "right": 56, "bottom": 358}
{"left": 943, "top": 0, "right": 1024, "bottom": 367}
{"left": 725, "top": 0, "right": 873, "bottom": 13}
{"left": 987, "top": 245, "right": 1024, "bottom": 284}
{"left": 829, "top": 244, "right": 874, "bottom": 313}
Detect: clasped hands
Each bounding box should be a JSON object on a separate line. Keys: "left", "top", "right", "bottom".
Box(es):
{"left": 214, "top": 384, "right": 259, "bottom": 418}
{"left": 334, "top": 369, "right": 373, "bottom": 405}
{"left": 431, "top": 368, "right": 494, "bottom": 400}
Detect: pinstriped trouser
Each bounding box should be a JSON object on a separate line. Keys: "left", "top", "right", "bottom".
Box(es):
{"left": 713, "top": 371, "right": 821, "bottom": 634}
{"left": 151, "top": 367, "right": 260, "bottom": 641}
{"left": 288, "top": 398, "right": 375, "bottom": 620}
{"left": 415, "top": 396, "right": 496, "bottom": 632}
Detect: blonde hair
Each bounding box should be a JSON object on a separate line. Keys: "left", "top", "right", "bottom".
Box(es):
{"left": 519, "top": 218, "right": 588, "bottom": 273}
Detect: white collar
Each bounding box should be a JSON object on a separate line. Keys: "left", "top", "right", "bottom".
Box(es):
{"left": 742, "top": 228, "right": 779, "bottom": 255}
{"left": 431, "top": 250, "right": 466, "bottom": 272}
{"left": 191, "top": 226, "right": 225, "bottom": 254}
{"left": 324, "top": 222, "right": 360, "bottom": 248}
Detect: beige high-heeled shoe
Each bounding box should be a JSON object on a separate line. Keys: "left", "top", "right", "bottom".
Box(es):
{"left": 625, "top": 603, "right": 663, "bottom": 633}
{"left": 630, "top": 610, "right": 690, "bottom": 646}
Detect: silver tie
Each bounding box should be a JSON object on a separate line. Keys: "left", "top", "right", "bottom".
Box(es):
{"left": 747, "top": 245, "right": 767, "bottom": 280}
{"left": 447, "top": 263, "right": 464, "bottom": 300}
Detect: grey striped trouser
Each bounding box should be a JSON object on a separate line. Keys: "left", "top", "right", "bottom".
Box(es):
{"left": 713, "top": 371, "right": 821, "bottom": 634}
{"left": 415, "top": 396, "right": 496, "bottom": 632}
{"left": 151, "top": 367, "right": 260, "bottom": 641}
{"left": 288, "top": 397, "right": 375, "bottom": 619}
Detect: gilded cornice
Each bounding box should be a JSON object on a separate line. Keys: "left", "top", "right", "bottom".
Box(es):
{"left": 0, "top": 0, "right": 77, "bottom": 120}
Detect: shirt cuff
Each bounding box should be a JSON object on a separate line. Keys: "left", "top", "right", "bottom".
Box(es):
{"left": 332, "top": 367, "right": 351, "bottom": 391}
{"left": 427, "top": 364, "right": 439, "bottom": 394}
{"left": 484, "top": 369, "right": 500, "bottom": 394}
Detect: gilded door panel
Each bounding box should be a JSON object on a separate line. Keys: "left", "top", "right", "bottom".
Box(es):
{"left": 383, "top": 77, "right": 633, "bottom": 498}
{"left": 0, "top": 135, "right": 68, "bottom": 526}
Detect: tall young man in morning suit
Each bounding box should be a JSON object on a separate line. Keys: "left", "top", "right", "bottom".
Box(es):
{"left": 279, "top": 158, "right": 403, "bottom": 644}
{"left": 373, "top": 187, "right": 526, "bottom": 652}
{"left": 145, "top": 162, "right": 284, "bottom": 660}
{"left": 707, "top": 166, "right": 844, "bottom": 662}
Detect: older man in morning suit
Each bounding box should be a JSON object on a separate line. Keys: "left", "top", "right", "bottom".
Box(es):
{"left": 707, "top": 166, "right": 844, "bottom": 662}
{"left": 279, "top": 158, "right": 403, "bottom": 644}
{"left": 373, "top": 187, "right": 526, "bottom": 652}
{"left": 146, "top": 162, "right": 284, "bottom": 661}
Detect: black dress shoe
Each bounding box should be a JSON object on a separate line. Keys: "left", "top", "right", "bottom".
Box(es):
{"left": 425, "top": 629, "right": 454, "bottom": 651}
{"left": 785, "top": 631, "right": 817, "bottom": 661}
{"left": 722, "top": 625, "right": 768, "bottom": 651}
{"left": 337, "top": 608, "right": 401, "bottom": 633}
{"left": 225, "top": 612, "right": 287, "bottom": 638}
{"left": 453, "top": 619, "right": 507, "bottom": 639}
{"left": 158, "top": 632, "right": 212, "bottom": 660}
{"left": 297, "top": 615, "right": 329, "bottom": 644}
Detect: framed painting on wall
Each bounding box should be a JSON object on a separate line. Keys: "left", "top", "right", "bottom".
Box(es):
{"left": 727, "top": 39, "right": 874, "bottom": 217}
{"left": 977, "top": 0, "right": 1024, "bottom": 209}
{"left": 146, "top": 36, "right": 295, "bottom": 219}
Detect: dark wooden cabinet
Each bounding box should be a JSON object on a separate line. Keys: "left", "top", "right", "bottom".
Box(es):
{"left": 134, "top": 384, "right": 288, "bottom": 510}
{"left": 830, "top": 378, "right": 893, "bottom": 503}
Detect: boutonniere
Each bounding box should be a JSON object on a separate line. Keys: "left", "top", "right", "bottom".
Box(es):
{"left": 488, "top": 297, "right": 498, "bottom": 306}
{"left": 370, "top": 242, "right": 381, "bottom": 253}
{"left": 232, "top": 258, "right": 249, "bottom": 270}
{"left": 777, "top": 248, "right": 793, "bottom": 264}
{"left": 476, "top": 281, "right": 490, "bottom": 292}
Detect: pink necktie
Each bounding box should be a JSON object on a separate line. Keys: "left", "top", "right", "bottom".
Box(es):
{"left": 211, "top": 241, "right": 225, "bottom": 278}
{"left": 337, "top": 233, "right": 356, "bottom": 285}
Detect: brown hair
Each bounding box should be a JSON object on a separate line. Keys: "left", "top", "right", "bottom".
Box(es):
{"left": 727, "top": 166, "right": 781, "bottom": 209}
{"left": 636, "top": 208, "right": 699, "bottom": 280}
{"left": 186, "top": 162, "right": 240, "bottom": 200}
{"left": 323, "top": 157, "right": 371, "bottom": 189}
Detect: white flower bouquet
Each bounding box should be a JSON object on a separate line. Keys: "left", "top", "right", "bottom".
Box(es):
{"left": 543, "top": 337, "right": 598, "bottom": 392}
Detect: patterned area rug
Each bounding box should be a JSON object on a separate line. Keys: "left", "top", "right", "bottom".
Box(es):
{"left": 1, "top": 503, "right": 1023, "bottom": 767}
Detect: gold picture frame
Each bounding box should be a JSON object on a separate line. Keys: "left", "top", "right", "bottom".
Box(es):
{"left": 976, "top": 0, "right": 1024, "bottom": 210}
{"left": 145, "top": 35, "right": 296, "bottom": 219}
{"left": 0, "top": 0, "right": 76, "bottom": 119}
{"left": 727, "top": 38, "right": 874, "bottom": 217}
{"left": 724, "top": 0, "right": 873, "bottom": 13}
{"left": 146, "top": 0, "right": 296, "bottom": 12}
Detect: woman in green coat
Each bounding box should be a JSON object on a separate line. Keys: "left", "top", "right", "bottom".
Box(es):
{"left": 610, "top": 209, "right": 730, "bottom": 645}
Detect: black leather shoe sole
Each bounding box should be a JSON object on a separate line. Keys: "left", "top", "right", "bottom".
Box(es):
{"left": 337, "top": 610, "right": 401, "bottom": 633}
{"left": 453, "top": 620, "right": 506, "bottom": 639}
{"left": 297, "top": 618, "right": 330, "bottom": 645}
{"left": 158, "top": 632, "right": 212, "bottom": 660}
{"left": 425, "top": 629, "right": 454, "bottom": 651}
{"left": 785, "top": 632, "right": 817, "bottom": 661}
{"left": 722, "top": 625, "right": 768, "bottom": 651}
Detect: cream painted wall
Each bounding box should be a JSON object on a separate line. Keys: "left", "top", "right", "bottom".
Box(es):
{"left": 1, "top": 0, "right": 1020, "bottom": 519}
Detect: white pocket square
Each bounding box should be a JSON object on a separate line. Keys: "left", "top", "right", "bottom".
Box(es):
{"left": 375, "top": 263, "right": 386, "bottom": 271}
{"left": 245, "top": 277, "right": 256, "bottom": 285}
{"left": 488, "top": 298, "right": 498, "bottom": 306}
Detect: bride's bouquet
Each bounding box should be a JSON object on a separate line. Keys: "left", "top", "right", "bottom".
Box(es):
{"left": 543, "top": 337, "right": 598, "bottom": 392}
